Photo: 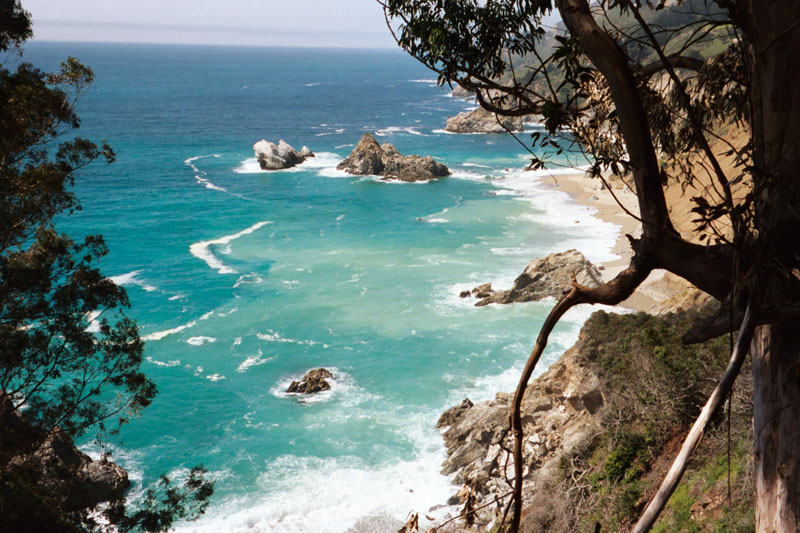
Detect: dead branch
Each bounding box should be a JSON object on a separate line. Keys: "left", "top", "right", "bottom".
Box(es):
{"left": 632, "top": 303, "right": 756, "bottom": 532}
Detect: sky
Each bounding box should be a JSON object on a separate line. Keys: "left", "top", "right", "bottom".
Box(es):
{"left": 23, "top": 0, "right": 398, "bottom": 48}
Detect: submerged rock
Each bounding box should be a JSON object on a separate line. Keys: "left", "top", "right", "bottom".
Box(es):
{"left": 253, "top": 139, "right": 314, "bottom": 170}
{"left": 475, "top": 249, "right": 603, "bottom": 306}
{"left": 287, "top": 368, "right": 334, "bottom": 394}
{"left": 337, "top": 133, "right": 450, "bottom": 182}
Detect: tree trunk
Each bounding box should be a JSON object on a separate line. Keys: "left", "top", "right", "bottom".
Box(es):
{"left": 736, "top": 1, "right": 800, "bottom": 527}
{"left": 751, "top": 324, "right": 800, "bottom": 531}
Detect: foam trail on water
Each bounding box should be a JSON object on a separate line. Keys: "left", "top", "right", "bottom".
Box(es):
{"left": 374, "top": 126, "right": 426, "bottom": 137}
{"left": 186, "top": 336, "right": 216, "bottom": 346}
{"left": 109, "top": 270, "right": 157, "bottom": 292}
{"left": 176, "top": 407, "right": 455, "bottom": 533}
{"left": 185, "top": 154, "right": 226, "bottom": 192}
{"left": 189, "top": 221, "right": 271, "bottom": 275}
{"left": 142, "top": 308, "right": 215, "bottom": 342}
{"left": 449, "top": 165, "right": 620, "bottom": 265}
{"left": 143, "top": 320, "right": 196, "bottom": 341}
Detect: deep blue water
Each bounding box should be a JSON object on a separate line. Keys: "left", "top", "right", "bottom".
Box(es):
{"left": 20, "top": 42, "right": 619, "bottom": 532}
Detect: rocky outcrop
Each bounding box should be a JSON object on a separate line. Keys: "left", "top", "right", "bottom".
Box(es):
{"left": 7, "top": 429, "right": 129, "bottom": 511}
{"left": 337, "top": 133, "right": 450, "bottom": 182}
{"left": 253, "top": 139, "right": 314, "bottom": 170}
{"left": 445, "top": 107, "right": 535, "bottom": 133}
{"left": 450, "top": 85, "right": 473, "bottom": 99}
{"left": 287, "top": 368, "right": 334, "bottom": 394}
{"left": 474, "top": 250, "right": 603, "bottom": 306}
{"left": 0, "top": 398, "right": 129, "bottom": 512}
{"left": 437, "top": 339, "right": 607, "bottom": 529}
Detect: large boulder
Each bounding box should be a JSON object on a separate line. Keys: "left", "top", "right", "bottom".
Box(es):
{"left": 474, "top": 249, "right": 603, "bottom": 306}
{"left": 253, "top": 139, "right": 314, "bottom": 170}
{"left": 337, "top": 133, "right": 450, "bottom": 182}
{"left": 287, "top": 368, "right": 334, "bottom": 394}
{"left": 445, "top": 107, "right": 533, "bottom": 133}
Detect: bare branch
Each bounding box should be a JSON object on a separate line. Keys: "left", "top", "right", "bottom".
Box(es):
{"left": 640, "top": 54, "right": 705, "bottom": 78}
{"left": 632, "top": 303, "right": 756, "bottom": 532}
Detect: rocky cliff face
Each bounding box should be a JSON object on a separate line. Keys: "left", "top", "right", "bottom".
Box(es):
{"left": 437, "top": 339, "right": 607, "bottom": 530}
{"left": 337, "top": 133, "right": 450, "bottom": 182}
{"left": 468, "top": 250, "right": 604, "bottom": 307}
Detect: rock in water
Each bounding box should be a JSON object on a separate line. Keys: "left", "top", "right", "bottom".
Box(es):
{"left": 253, "top": 139, "right": 314, "bottom": 170}
{"left": 475, "top": 249, "right": 603, "bottom": 306}
{"left": 287, "top": 368, "right": 334, "bottom": 394}
{"left": 445, "top": 107, "right": 533, "bottom": 133}
{"left": 337, "top": 133, "right": 450, "bottom": 182}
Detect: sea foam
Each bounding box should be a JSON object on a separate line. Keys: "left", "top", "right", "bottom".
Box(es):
{"left": 109, "top": 270, "right": 158, "bottom": 293}
{"left": 189, "top": 221, "right": 271, "bottom": 275}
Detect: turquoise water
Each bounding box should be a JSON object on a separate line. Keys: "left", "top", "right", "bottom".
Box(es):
{"left": 23, "top": 43, "right": 619, "bottom": 532}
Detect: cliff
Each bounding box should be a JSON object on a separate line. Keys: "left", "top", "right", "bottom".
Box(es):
{"left": 434, "top": 306, "right": 754, "bottom": 532}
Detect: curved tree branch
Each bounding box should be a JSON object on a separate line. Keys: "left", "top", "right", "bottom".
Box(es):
{"left": 640, "top": 54, "right": 705, "bottom": 77}
{"left": 557, "top": 0, "right": 672, "bottom": 240}
{"left": 509, "top": 249, "right": 654, "bottom": 531}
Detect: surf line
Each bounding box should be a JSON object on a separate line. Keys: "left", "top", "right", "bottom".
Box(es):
{"left": 185, "top": 154, "right": 252, "bottom": 201}
{"left": 190, "top": 221, "right": 272, "bottom": 275}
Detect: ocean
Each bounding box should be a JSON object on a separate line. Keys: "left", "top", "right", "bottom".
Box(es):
{"left": 22, "top": 42, "right": 619, "bottom": 532}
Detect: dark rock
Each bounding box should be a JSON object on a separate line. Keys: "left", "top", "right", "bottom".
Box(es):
{"left": 2, "top": 412, "right": 129, "bottom": 512}
{"left": 437, "top": 398, "right": 473, "bottom": 428}
{"left": 287, "top": 368, "right": 334, "bottom": 394}
{"left": 475, "top": 250, "right": 603, "bottom": 306}
{"left": 581, "top": 390, "right": 605, "bottom": 414}
{"left": 472, "top": 283, "right": 493, "bottom": 299}
{"left": 459, "top": 290, "right": 472, "bottom": 299}
{"left": 337, "top": 133, "right": 450, "bottom": 182}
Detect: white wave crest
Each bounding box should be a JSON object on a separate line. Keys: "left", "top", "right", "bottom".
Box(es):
{"left": 109, "top": 270, "right": 157, "bottom": 292}
{"left": 142, "top": 320, "right": 197, "bottom": 341}
{"left": 185, "top": 154, "right": 226, "bottom": 192}
{"left": 256, "top": 330, "right": 330, "bottom": 349}
{"left": 374, "top": 126, "right": 426, "bottom": 137}
{"left": 236, "top": 349, "right": 275, "bottom": 373}
{"left": 175, "top": 409, "right": 454, "bottom": 533}
{"left": 190, "top": 221, "right": 271, "bottom": 275}
{"left": 142, "top": 308, "right": 214, "bottom": 342}
{"left": 233, "top": 152, "right": 342, "bottom": 175}
{"left": 187, "top": 336, "right": 216, "bottom": 346}
{"left": 146, "top": 356, "right": 181, "bottom": 367}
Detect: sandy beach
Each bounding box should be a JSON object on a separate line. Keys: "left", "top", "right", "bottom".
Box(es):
{"left": 545, "top": 169, "right": 704, "bottom": 313}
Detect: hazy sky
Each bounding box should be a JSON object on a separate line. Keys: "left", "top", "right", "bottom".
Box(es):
{"left": 23, "top": 0, "right": 398, "bottom": 48}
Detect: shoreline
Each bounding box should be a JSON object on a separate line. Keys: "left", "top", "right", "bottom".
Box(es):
{"left": 541, "top": 169, "right": 673, "bottom": 313}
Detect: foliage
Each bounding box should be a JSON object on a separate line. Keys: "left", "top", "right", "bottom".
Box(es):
{"left": 385, "top": 0, "right": 800, "bottom": 529}
{"left": 0, "top": 6, "right": 154, "bottom": 439}
{"left": 559, "top": 309, "right": 753, "bottom": 532}
{"left": 0, "top": 1, "right": 213, "bottom": 530}
{"left": 383, "top": 0, "right": 751, "bottom": 239}
{"left": 103, "top": 466, "right": 215, "bottom": 533}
